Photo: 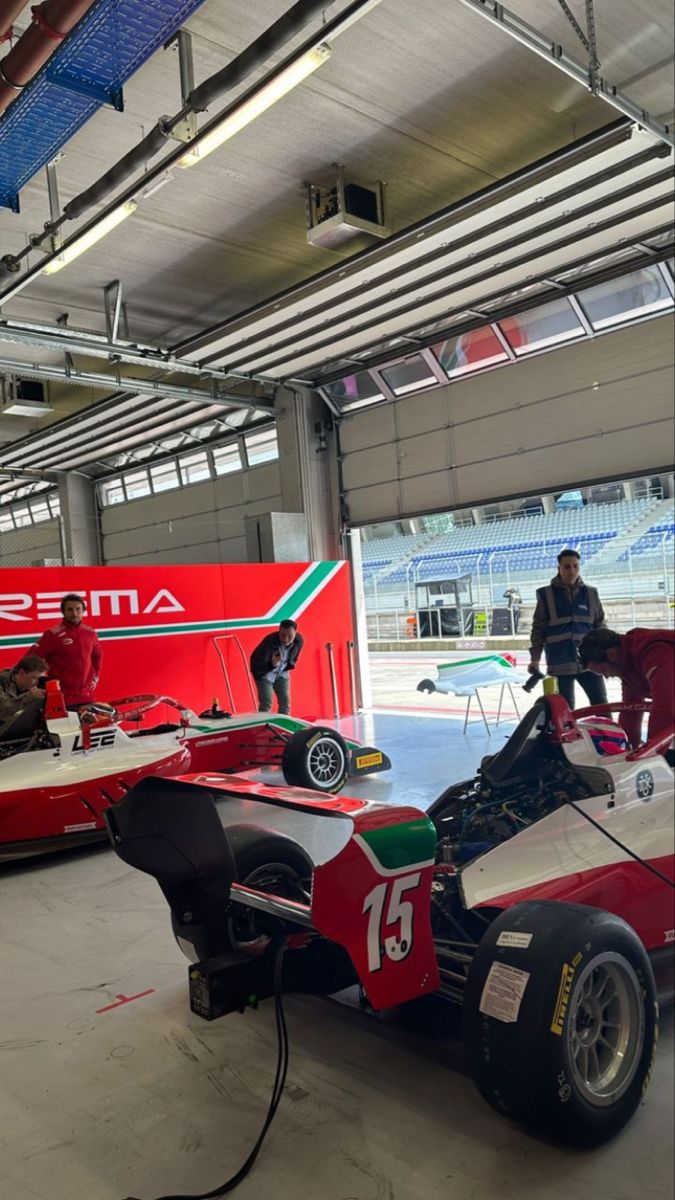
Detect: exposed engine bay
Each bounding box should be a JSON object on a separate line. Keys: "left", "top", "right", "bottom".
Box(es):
{"left": 423, "top": 747, "right": 606, "bottom": 1003}
{"left": 430, "top": 753, "right": 598, "bottom": 867}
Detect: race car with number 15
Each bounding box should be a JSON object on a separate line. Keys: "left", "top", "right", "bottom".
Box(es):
{"left": 109, "top": 693, "right": 674, "bottom": 1147}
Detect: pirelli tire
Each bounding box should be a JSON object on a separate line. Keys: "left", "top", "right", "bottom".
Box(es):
{"left": 281, "top": 726, "right": 349, "bottom": 793}
{"left": 463, "top": 901, "right": 658, "bottom": 1146}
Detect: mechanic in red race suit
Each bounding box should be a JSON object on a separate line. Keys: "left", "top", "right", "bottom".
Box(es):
{"left": 579, "top": 626, "right": 675, "bottom": 751}
{"left": 33, "top": 593, "right": 102, "bottom": 710}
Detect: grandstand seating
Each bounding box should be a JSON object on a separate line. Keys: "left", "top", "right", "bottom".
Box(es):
{"left": 362, "top": 499, "right": 657, "bottom": 578}
{"left": 361, "top": 533, "right": 426, "bottom": 562}
{"left": 360, "top": 496, "right": 675, "bottom": 611}
{"left": 619, "top": 521, "right": 675, "bottom": 560}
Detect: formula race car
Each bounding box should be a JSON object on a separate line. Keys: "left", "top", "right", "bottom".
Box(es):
{"left": 109, "top": 694, "right": 674, "bottom": 1148}
{"left": 0, "top": 686, "right": 390, "bottom": 861}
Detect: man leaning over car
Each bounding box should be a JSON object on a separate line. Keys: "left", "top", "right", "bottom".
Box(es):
{"left": 0, "top": 654, "right": 48, "bottom": 725}
{"left": 579, "top": 626, "right": 675, "bottom": 753}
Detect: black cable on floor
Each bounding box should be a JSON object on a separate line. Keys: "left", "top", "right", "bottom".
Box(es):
{"left": 123, "top": 940, "right": 290, "bottom": 1200}
{"left": 567, "top": 799, "right": 675, "bottom": 889}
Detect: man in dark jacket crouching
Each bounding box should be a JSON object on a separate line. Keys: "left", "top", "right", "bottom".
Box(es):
{"left": 249, "top": 620, "right": 304, "bottom": 715}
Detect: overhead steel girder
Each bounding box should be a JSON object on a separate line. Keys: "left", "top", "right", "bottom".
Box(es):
{"left": 313, "top": 239, "right": 674, "bottom": 387}
{"left": 178, "top": 119, "right": 673, "bottom": 383}
{"left": 0, "top": 466, "right": 60, "bottom": 482}
{"left": 457, "top": 0, "right": 673, "bottom": 148}
{"left": 0, "top": 355, "right": 275, "bottom": 411}
{"left": 0, "top": 317, "right": 265, "bottom": 387}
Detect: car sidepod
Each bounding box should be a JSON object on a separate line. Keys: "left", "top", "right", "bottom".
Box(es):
{"left": 311, "top": 804, "right": 439, "bottom": 1008}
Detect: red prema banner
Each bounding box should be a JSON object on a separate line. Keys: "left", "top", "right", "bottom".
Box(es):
{"left": 0, "top": 562, "right": 355, "bottom": 719}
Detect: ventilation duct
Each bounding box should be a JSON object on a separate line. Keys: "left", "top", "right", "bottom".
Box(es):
{"left": 0, "top": 0, "right": 208, "bottom": 211}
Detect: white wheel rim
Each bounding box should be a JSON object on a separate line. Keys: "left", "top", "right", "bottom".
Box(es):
{"left": 306, "top": 737, "right": 346, "bottom": 788}
{"left": 566, "top": 952, "right": 645, "bottom": 1107}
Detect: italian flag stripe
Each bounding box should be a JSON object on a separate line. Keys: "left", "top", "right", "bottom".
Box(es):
{"left": 0, "top": 561, "right": 345, "bottom": 650}
{"left": 357, "top": 817, "right": 436, "bottom": 873}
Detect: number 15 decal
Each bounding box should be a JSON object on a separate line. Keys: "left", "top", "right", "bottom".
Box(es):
{"left": 363, "top": 873, "right": 421, "bottom": 973}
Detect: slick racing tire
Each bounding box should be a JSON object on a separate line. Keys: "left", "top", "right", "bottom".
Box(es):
{"left": 463, "top": 901, "right": 658, "bottom": 1146}
{"left": 225, "top": 826, "right": 313, "bottom": 955}
{"left": 172, "top": 826, "right": 313, "bottom": 962}
{"left": 281, "top": 726, "right": 349, "bottom": 793}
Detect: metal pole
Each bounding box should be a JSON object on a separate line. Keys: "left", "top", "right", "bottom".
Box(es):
{"left": 170, "top": 28, "right": 198, "bottom": 144}
{"left": 325, "top": 642, "right": 340, "bottom": 720}
{"left": 661, "top": 533, "right": 672, "bottom": 627}
{"left": 103, "top": 280, "right": 124, "bottom": 344}
{"left": 627, "top": 546, "right": 636, "bottom": 626}
{"left": 211, "top": 636, "right": 237, "bottom": 712}
{"left": 488, "top": 551, "right": 494, "bottom": 608}
{"left": 508, "top": 683, "right": 521, "bottom": 720}
{"left": 58, "top": 506, "right": 68, "bottom": 566}
{"left": 46, "top": 160, "right": 62, "bottom": 255}
{"left": 456, "top": 0, "right": 673, "bottom": 147}
{"left": 347, "top": 640, "right": 357, "bottom": 713}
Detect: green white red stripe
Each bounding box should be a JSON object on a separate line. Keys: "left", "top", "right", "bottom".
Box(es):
{"left": 0, "top": 561, "right": 345, "bottom": 650}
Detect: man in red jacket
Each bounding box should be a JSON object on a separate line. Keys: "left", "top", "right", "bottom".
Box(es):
{"left": 33, "top": 593, "right": 102, "bottom": 709}
{"left": 579, "top": 626, "right": 675, "bottom": 750}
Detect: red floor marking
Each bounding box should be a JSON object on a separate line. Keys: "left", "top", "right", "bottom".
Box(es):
{"left": 96, "top": 989, "right": 156, "bottom": 1014}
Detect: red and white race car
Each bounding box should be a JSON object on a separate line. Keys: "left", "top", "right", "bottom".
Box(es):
{"left": 0, "top": 687, "right": 390, "bottom": 860}
{"left": 108, "top": 695, "right": 674, "bottom": 1146}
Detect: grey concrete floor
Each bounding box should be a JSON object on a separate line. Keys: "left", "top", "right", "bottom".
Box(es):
{"left": 0, "top": 701, "right": 672, "bottom": 1200}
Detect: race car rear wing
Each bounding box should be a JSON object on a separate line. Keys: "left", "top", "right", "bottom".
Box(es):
{"left": 106, "top": 772, "right": 440, "bottom": 1012}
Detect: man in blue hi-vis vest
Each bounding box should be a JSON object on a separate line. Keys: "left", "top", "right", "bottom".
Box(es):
{"left": 528, "top": 548, "right": 608, "bottom": 709}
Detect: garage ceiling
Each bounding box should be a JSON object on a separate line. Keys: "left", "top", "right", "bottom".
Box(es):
{"left": 0, "top": 0, "right": 672, "bottom": 490}
{"left": 176, "top": 121, "right": 673, "bottom": 381}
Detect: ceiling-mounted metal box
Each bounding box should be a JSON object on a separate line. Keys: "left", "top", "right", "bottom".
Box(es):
{"left": 305, "top": 166, "right": 389, "bottom": 249}
{"left": 1, "top": 376, "right": 52, "bottom": 418}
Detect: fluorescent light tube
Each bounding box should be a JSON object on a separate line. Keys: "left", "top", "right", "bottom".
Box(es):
{"left": 43, "top": 200, "right": 138, "bottom": 275}
{"left": 179, "top": 43, "right": 332, "bottom": 168}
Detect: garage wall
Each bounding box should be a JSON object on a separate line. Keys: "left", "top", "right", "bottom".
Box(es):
{"left": 340, "top": 316, "right": 675, "bottom": 524}
{"left": 101, "top": 461, "right": 281, "bottom": 564}
{"left": 0, "top": 519, "right": 62, "bottom": 567}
